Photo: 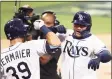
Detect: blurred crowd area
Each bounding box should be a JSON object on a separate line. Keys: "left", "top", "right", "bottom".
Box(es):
{"left": 34, "top": 2, "right": 111, "bottom": 17}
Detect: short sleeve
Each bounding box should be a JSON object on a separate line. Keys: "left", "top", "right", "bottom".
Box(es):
{"left": 29, "top": 40, "right": 47, "bottom": 56}
{"left": 93, "top": 38, "right": 107, "bottom": 54}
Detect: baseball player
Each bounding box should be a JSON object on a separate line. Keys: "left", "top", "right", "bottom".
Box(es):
{"left": 60, "top": 11, "right": 112, "bottom": 79}
{"left": 35, "top": 11, "right": 66, "bottom": 79}
{"left": 1, "top": 18, "right": 61, "bottom": 79}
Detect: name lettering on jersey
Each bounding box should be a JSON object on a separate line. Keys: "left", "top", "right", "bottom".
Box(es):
{"left": 63, "top": 40, "right": 88, "bottom": 57}
{"left": 1, "top": 49, "right": 30, "bottom": 67}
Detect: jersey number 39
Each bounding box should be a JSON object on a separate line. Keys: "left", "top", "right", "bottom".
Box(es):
{"left": 6, "top": 62, "right": 31, "bottom": 79}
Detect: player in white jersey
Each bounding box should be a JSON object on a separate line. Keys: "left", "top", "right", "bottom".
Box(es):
{"left": 60, "top": 11, "right": 112, "bottom": 79}
{"left": 1, "top": 18, "right": 61, "bottom": 79}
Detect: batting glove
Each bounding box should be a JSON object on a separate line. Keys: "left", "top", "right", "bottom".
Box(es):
{"left": 54, "top": 25, "right": 66, "bottom": 33}
{"left": 56, "top": 25, "right": 66, "bottom": 33}
{"left": 33, "top": 19, "right": 44, "bottom": 30}
{"left": 88, "top": 57, "right": 100, "bottom": 71}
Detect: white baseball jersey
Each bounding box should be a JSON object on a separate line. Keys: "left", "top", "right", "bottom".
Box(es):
{"left": 1, "top": 40, "right": 47, "bottom": 79}
{"left": 60, "top": 34, "right": 107, "bottom": 79}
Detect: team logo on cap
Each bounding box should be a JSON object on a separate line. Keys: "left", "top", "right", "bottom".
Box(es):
{"left": 78, "top": 14, "right": 83, "bottom": 20}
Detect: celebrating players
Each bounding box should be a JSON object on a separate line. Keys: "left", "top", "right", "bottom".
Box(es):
{"left": 1, "top": 18, "right": 61, "bottom": 79}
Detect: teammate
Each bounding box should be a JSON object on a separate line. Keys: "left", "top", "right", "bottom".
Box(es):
{"left": 60, "top": 11, "right": 112, "bottom": 79}
{"left": 36, "top": 11, "right": 66, "bottom": 79}
{"left": 33, "top": 11, "right": 74, "bottom": 79}
{"left": 1, "top": 18, "right": 61, "bottom": 79}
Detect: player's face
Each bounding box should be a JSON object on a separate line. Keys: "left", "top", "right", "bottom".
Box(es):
{"left": 73, "top": 24, "right": 87, "bottom": 37}
{"left": 42, "top": 14, "right": 55, "bottom": 27}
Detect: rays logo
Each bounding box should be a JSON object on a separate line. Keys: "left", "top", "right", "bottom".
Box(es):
{"left": 78, "top": 14, "right": 83, "bottom": 20}
{"left": 63, "top": 40, "right": 89, "bottom": 58}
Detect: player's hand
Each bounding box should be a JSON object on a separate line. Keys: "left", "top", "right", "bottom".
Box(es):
{"left": 54, "top": 25, "right": 66, "bottom": 33}
{"left": 33, "top": 19, "right": 44, "bottom": 30}
{"left": 88, "top": 57, "right": 100, "bottom": 71}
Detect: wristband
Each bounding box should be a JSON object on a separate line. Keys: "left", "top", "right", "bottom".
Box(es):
{"left": 40, "top": 25, "right": 51, "bottom": 36}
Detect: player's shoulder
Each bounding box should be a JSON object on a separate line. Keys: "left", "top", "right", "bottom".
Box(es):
{"left": 66, "top": 29, "right": 74, "bottom": 35}
{"left": 1, "top": 42, "right": 23, "bottom": 55}
{"left": 90, "top": 34, "right": 105, "bottom": 45}
{"left": 25, "top": 39, "right": 46, "bottom": 44}
{"left": 1, "top": 48, "right": 9, "bottom": 55}
{"left": 90, "top": 34, "right": 102, "bottom": 41}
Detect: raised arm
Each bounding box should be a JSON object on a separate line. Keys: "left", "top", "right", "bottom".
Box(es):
{"left": 46, "top": 31, "right": 61, "bottom": 46}
{"left": 33, "top": 20, "right": 61, "bottom": 46}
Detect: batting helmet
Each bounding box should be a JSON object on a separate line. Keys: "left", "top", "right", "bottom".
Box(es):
{"left": 72, "top": 11, "right": 92, "bottom": 31}
{"left": 4, "top": 18, "right": 27, "bottom": 40}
